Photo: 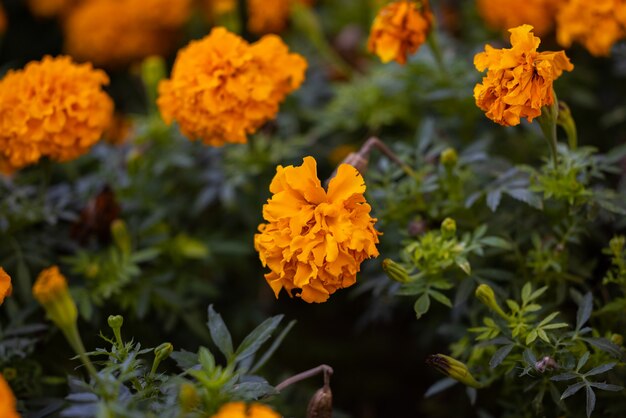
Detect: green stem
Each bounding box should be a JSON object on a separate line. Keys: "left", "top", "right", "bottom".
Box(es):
{"left": 426, "top": 29, "right": 449, "bottom": 79}
{"left": 63, "top": 323, "right": 99, "bottom": 381}
{"left": 537, "top": 97, "right": 559, "bottom": 169}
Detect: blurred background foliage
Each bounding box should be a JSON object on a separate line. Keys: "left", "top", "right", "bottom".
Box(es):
{"left": 1, "top": 0, "right": 626, "bottom": 417}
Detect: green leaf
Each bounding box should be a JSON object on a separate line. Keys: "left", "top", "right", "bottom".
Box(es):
{"left": 235, "top": 315, "right": 283, "bottom": 361}
{"left": 582, "top": 337, "right": 623, "bottom": 358}
{"left": 577, "top": 352, "right": 590, "bottom": 372}
{"left": 561, "top": 381, "right": 586, "bottom": 400}
{"left": 480, "top": 236, "right": 512, "bottom": 250}
{"left": 424, "top": 378, "right": 457, "bottom": 398}
{"left": 576, "top": 292, "right": 593, "bottom": 332}
{"left": 538, "top": 311, "right": 561, "bottom": 327}
{"left": 526, "top": 330, "right": 538, "bottom": 345}
{"left": 414, "top": 294, "right": 431, "bottom": 319}
{"left": 429, "top": 290, "right": 452, "bottom": 308}
{"left": 456, "top": 258, "right": 471, "bottom": 275}
{"left": 207, "top": 305, "right": 234, "bottom": 358}
{"left": 198, "top": 347, "right": 215, "bottom": 372}
{"left": 588, "top": 382, "right": 623, "bottom": 392}
{"left": 584, "top": 362, "right": 616, "bottom": 377}
{"left": 586, "top": 386, "right": 596, "bottom": 418}
{"left": 529, "top": 286, "right": 548, "bottom": 302}
{"left": 490, "top": 344, "right": 514, "bottom": 368}
{"left": 521, "top": 282, "right": 532, "bottom": 304}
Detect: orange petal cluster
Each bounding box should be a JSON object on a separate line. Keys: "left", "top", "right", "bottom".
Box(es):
{"left": 556, "top": 0, "right": 626, "bottom": 57}
{"left": 212, "top": 402, "right": 280, "bottom": 418}
{"left": 0, "top": 267, "right": 12, "bottom": 305}
{"left": 254, "top": 157, "right": 380, "bottom": 303}
{"left": 158, "top": 27, "right": 307, "bottom": 146}
{"left": 0, "top": 375, "right": 20, "bottom": 418}
{"left": 473, "top": 25, "right": 573, "bottom": 127}
{"left": 64, "top": 0, "right": 192, "bottom": 68}
{"left": 0, "top": 56, "right": 113, "bottom": 173}
{"left": 367, "top": 0, "right": 433, "bottom": 65}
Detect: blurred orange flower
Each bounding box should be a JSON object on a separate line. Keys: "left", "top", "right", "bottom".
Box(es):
{"left": 367, "top": 0, "right": 433, "bottom": 65}
{"left": 254, "top": 157, "right": 380, "bottom": 303}
{"left": 0, "top": 56, "right": 113, "bottom": 173}
{"left": 27, "top": 0, "right": 77, "bottom": 18}
{"left": 477, "top": 0, "right": 564, "bottom": 37}
{"left": 0, "top": 267, "right": 12, "bottom": 305}
{"left": 212, "top": 402, "right": 280, "bottom": 418}
{"left": 556, "top": 0, "right": 626, "bottom": 56}
{"left": 247, "top": 0, "right": 315, "bottom": 34}
{"left": 473, "top": 25, "right": 573, "bottom": 126}
{"left": 0, "top": 374, "right": 20, "bottom": 418}
{"left": 64, "top": 0, "right": 192, "bottom": 67}
{"left": 158, "top": 27, "right": 306, "bottom": 146}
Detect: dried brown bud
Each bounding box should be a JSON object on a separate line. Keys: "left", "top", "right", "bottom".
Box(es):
{"left": 306, "top": 385, "right": 333, "bottom": 418}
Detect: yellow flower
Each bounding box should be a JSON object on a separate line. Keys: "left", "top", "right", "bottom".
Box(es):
{"left": 473, "top": 25, "right": 573, "bottom": 127}
{"left": 477, "top": 0, "right": 565, "bottom": 37}
{"left": 426, "top": 354, "right": 483, "bottom": 388}
{"left": 367, "top": 0, "right": 433, "bottom": 65}
{"left": 556, "top": 0, "right": 626, "bottom": 57}
{"left": 158, "top": 27, "right": 307, "bottom": 146}
{"left": 212, "top": 402, "right": 280, "bottom": 418}
{"left": 254, "top": 157, "right": 380, "bottom": 303}
{"left": 0, "top": 56, "right": 113, "bottom": 173}
{"left": 0, "top": 374, "right": 20, "bottom": 418}
{"left": 247, "top": 0, "right": 313, "bottom": 34}
{"left": 32, "top": 266, "right": 78, "bottom": 329}
{"left": 0, "top": 267, "right": 12, "bottom": 305}
{"left": 64, "top": 0, "right": 192, "bottom": 68}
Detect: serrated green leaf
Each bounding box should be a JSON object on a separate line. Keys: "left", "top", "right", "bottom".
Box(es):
{"left": 207, "top": 305, "right": 234, "bottom": 358}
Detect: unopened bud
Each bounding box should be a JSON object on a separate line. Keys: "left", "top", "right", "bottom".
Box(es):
{"left": 611, "top": 333, "right": 623, "bottom": 346}
{"left": 440, "top": 148, "right": 458, "bottom": 168}
{"left": 426, "top": 354, "right": 482, "bottom": 388}
{"left": 307, "top": 385, "right": 333, "bottom": 418}
{"left": 179, "top": 383, "right": 200, "bottom": 413}
{"left": 108, "top": 315, "right": 124, "bottom": 330}
{"left": 111, "top": 220, "right": 131, "bottom": 255}
{"left": 382, "top": 259, "right": 412, "bottom": 283}
{"left": 475, "top": 284, "right": 508, "bottom": 319}
{"left": 441, "top": 218, "right": 457, "bottom": 238}
{"left": 155, "top": 342, "right": 173, "bottom": 362}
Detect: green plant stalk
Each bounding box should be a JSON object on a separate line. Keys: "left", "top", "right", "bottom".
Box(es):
{"left": 537, "top": 96, "right": 559, "bottom": 169}
{"left": 62, "top": 322, "right": 99, "bottom": 380}
{"left": 426, "top": 29, "right": 449, "bottom": 79}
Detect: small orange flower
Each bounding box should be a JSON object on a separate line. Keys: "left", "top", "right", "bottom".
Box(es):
{"left": 254, "top": 157, "right": 380, "bottom": 303}
{"left": 32, "top": 266, "right": 78, "bottom": 329}
{"left": 367, "top": 0, "right": 434, "bottom": 65}
{"left": 0, "top": 56, "right": 113, "bottom": 173}
{"left": 473, "top": 25, "right": 573, "bottom": 127}
{"left": 556, "top": 0, "right": 626, "bottom": 56}
{"left": 211, "top": 402, "right": 280, "bottom": 418}
{"left": 477, "top": 0, "right": 565, "bottom": 37}
{"left": 158, "top": 27, "right": 307, "bottom": 146}
{"left": 0, "top": 267, "right": 12, "bottom": 305}
{"left": 64, "top": 0, "right": 192, "bottom": 67}
{"left": 0, "top": 374, "right": 20, "bottom": 418}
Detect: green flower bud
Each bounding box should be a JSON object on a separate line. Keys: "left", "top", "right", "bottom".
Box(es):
{"left": 440, "top": 147, "right": 458, "bottom": 168}
{"left": 441, "top": 218, "right": 457, "bottom": 238}
{"left": 426, "top": 354, "right": 482, "bottom": 388}
{"left": 141, "top": 56, "right": 166, "bottom": 108}
{"left": 382, "top": 259, "right": 412, "bottom": 283}
{"left": 111, "top": 219, "right": 131, "bottom": 255}
{"left": 475, "top": 284, "right": 508, "bottom": 319}
{"left": 107, "top": 315, "right": 124, "bottom": 330}
{"left": 151, "top": 342, "right": 173, "bottom": 376}
{"left": 611, "top": 333, "right": 623, "bottom": 346}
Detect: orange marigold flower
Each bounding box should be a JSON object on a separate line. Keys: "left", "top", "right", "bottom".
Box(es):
{"left": 158, "top": 27, "right": 307, "bottom": 146}
{"left": 0, "top": 267, "right": 12, "bottom": 305}
{"left": 473, "top": 25, "right": 573, "bottom": 127}
{"left": 247, "top": 0, "right": 314, "bottom": 34}
{"left": 367, "top": 0, "right": 434, "bottom": 65}
{"left": 477, "top": 0, "right": 565, "bottom": 37}
{"left": 254, "top": 157, "right": 380, "bottom": 303}
{"left": 0, "top": 56, "right": 113, "bottom": 173}
{"left": 556, "top": 0, "right": 626, "bottom": 56}
{"left": 0, "top": 374, "right": 20, "bottom": 418}
{"left": 212, "top": 402, "right": 280, "bottom": 418}
{"left": 64, "top": 0, "right": 192, "bottom": 68}
{"left": 32, "top": 266, "right": 78, "bottom": 329}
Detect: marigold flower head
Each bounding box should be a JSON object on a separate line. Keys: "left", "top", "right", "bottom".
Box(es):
{"left": 473, "top": 25, "right": 573, "bottom": 127}
{"left": 0, "top": 56, "right": 113, "bottom": 173}
{"left": 212, "top": 402, "right": 280, "bottom": 418}
{"left": 367, "top": 0, "right": 433, "bottom": 65}
{"left": 0, "top": 375, "right": 20, "bottom": 418}
{"left": 556, "top": 0, "right": 626, "bottom": 56}
{"left": 32, "top": 266, "right": 78, "bottom": 329}
{"left": 158, "top": 27, "right": 307, "bottom": 146}
{"left": 64, "top": 0, "right": 192, "bottom": 67}
{"left": 254, "top": 157, "right": 380, "bottom": 303}
{"left": 477, "top": 0, "right": 565, "bottom": 37}
{"left": 0, "top": 267, "right": 12, "bottom": 305}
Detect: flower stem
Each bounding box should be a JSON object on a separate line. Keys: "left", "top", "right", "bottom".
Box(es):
{"left": 62, "top": 323, "right": 99, "bottom": 381}
{"left": 276, "top": 364, "right": 333, "bottom": 392}
{"left": 426, "top": 29, "right": 449, "bottom": 79}
{"left": 537, "top": 95, "right": 560, "bottom": 169}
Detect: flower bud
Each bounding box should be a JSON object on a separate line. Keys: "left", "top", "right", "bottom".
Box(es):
{"left": 108, "top": 315, "right": 124, "bottom": 330}
{"left": 179, "top": 382, "right": 200, "bottom": 413}
{"left": 475, "top": 284, "right": 508, "bottom": 319}
{"left": 111, "top": 219, "right": 131, "bottom": 255}
{"left": 306, "top": 385, "right": 332, "bottom": 418}
{"left": 441, "top": 218, "right": 457, "bottom": 238}
{"left": 141, "top": 55, "right": 166, "bottom": 103}
{"left": 611, "top": 333, "right": 623, "bottom": 346}
{"left": 32, "top": 266, "right": 77, "bottom": 330}
{"left": 155, "top": 342, "right": 173, "bottom": 362}
{"left": 440, "top": 147, "right": 458, "bottom": 169}
{"left": 426, "top": 354, "right": 482, "bottom": 388}
{"left": 382, "top": 258, "right": 412, "bottom": 283}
